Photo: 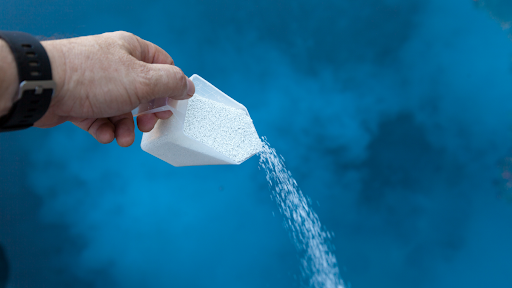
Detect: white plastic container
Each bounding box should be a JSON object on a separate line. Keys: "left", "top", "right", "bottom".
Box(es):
{"left": 138, "top": 74, "right": 262, "bottom": 167}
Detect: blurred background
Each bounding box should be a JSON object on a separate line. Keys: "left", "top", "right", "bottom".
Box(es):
{"left": 1, "top": 0, "right": 512, "bottom": 287}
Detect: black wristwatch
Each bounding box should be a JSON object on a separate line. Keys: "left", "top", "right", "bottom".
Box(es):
{"left": 0, "top": 31, "right": 55, "bottom": 132}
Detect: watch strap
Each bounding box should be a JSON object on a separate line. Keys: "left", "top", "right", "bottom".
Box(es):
{"left": 0, "top": 31, "right": 55, "bottom": 132}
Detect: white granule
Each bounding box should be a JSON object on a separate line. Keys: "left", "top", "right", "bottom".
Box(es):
{"left": 183, "top": 95, "right": 262, "bottom": 164}
{"left": 259, "top": 138, "right": 345, "bottom": 288}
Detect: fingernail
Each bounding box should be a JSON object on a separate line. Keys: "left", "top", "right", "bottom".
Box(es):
{"left": 186, "top": 78, "right": 195, "bottom": 98}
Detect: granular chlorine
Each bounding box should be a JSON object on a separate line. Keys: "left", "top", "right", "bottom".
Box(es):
{"left": 183, "top": 95, "right": 262, "bottom": 164}
{"left": 259, "top": 138, "right": 345, "bottom": 288}
{"left": 144, "top": 90, "right": 343, "bottom": 287}
{"left": 183, "top": 95, "right": 343, "bottom": 287}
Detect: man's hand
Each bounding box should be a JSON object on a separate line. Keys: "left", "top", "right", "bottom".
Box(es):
{"left": 37, "top": 31, "right": 195, "bottom": 147}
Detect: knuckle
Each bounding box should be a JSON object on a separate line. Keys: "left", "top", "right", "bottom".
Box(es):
{"left": 171, "top": 67, "right": 187, "bottom": 89}
{"left": 137, "top": 65, "right": 156, "bottom": 97}
{"left": 114, "top": 31, "right": 143, "bottom": 57}
{"left": 109, "top": 31, "right": 139, "bottom": 48}
{"left": 166, "top": 67, "right": 188, "bottom": 97}
{"left": 135, "top": 65, "right": 188, "bottom": 101}
{"left": 112, "top": 31, "right": 135, "bottom": 39}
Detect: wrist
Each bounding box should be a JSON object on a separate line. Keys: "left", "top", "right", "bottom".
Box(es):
{"left": 40, "top": 40, "right": 66, "bottom": 108}
{"left": 0, "top": 39, "right": 19, "bottom": 116}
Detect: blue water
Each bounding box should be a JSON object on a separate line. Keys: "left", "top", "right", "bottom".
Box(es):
{"left": 0, "top": 0, "right": 512, "bottom": 287}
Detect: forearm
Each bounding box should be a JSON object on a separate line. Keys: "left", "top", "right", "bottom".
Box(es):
{"left": 0, "top": 39, "right": 19, "bottom": 117}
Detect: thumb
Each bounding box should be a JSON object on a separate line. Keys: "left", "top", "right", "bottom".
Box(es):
{"left": 138, "top": 64, "right": 195, "bottom": 102}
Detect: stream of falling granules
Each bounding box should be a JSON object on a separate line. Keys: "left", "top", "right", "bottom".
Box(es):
{"left": 259, "top": 138, "right": 345, "bottom": 288}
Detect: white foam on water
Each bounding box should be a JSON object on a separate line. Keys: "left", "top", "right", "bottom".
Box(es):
{"left": 259, "top": 138, "right": 345, "bottom": 288}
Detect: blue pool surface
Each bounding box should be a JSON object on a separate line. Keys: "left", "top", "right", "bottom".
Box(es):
{"left": 1, "top": 0, "right": 512, "bottom": 287}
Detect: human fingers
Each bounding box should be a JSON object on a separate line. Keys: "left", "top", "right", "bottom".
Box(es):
{"left": 155, "top": 110, "right": 173, "bottom": 119}
{"left": 135, "top": 37, "right": 175, "bottom": 65}
{"left": 112, "top": 32, "right": 196, "bottom": 101}
{"left": 72, "top": 118, "right": 115, "bottom": 144}
{"left": 136, "top": 111, "right": 173, "bottom": 133}
{"left": 137, "top": 64, "right": 195, "bottom": 102}
{"left": 110, "top": 31, "right": 175, "bottom": 65}
{"left": 136, "top": 113, "right": 158, "bottom": 132}
{"left": 110, "top": 112, "right": 135, "bottom": 147}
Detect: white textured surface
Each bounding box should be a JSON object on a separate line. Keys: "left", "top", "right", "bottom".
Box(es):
{"left": 141, "top": 115, "right": 234, "bottom": 167}
{"left": 141, "top": 74, "right": 261, "bottom": 167}
{"left": 183, "top": 95, "right": 262, "bottom": 164}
